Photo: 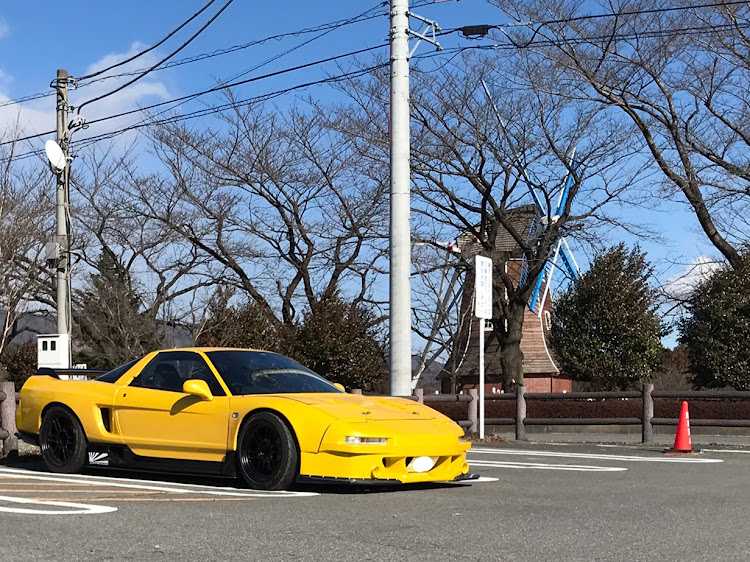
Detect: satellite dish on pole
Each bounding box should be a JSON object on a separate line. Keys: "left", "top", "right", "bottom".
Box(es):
{"left": 45, "top": 140, "right": 66, "bottom": 171}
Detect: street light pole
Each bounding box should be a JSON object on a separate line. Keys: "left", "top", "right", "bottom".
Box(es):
{"left": 54, "top": 68, "right": 72, "bottom": 368}
{"left": 389, "top": 0, "right": 412, "bottom": 396}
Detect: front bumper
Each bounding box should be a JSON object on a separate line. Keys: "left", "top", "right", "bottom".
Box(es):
{"left": 302, "top": 418, "right": 471, "bottom": 483}
{"left": 297, "top": 472, "right": 480, "bottom": 486}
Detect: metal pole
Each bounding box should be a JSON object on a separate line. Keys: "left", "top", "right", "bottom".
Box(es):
{"left": 479, "top": 321, "right": 485, "bottom": 438}
{"left": 55, "top": 69, "right": 72, "bottom": 368}
{"left": 389, "top": 0, "right": 412, "bottom": 396}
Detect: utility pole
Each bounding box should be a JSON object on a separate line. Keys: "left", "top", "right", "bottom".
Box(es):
{"left": 389, "top": 0, "right": 412, "bottom": 397}
{"left": 389, "top": 1, "right": 441, "bottom": 396}
{"left": 54, "top": 68, "right": 72, "bottom": 368}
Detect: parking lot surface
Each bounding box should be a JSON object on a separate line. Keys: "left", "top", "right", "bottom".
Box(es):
{"left": 1, "top": 443, "right": 748, "bottom": 561}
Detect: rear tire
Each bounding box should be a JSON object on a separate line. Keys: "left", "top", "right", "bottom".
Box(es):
{"left": 39, "top": 406, "right": 87, "bottom": 473}
{"left": 237, "top": 412, "right": 298, "bottom": 490}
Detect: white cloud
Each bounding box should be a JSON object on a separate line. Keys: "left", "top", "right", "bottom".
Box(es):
{"left": 0, "top": 19, "right": 8, "bottom": 40}
{"left": 663, "top": 255, "right": 722, "bottom": 299}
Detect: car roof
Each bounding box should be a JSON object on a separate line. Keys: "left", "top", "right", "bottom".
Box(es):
{"left": 156, "top": 347, "right": 272, "bottom": 353}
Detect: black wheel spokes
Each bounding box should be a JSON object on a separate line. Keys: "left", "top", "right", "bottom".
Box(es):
{"left": 45, "top": 415, "right": 75, "bottom": 466}
{"left": 242, "top": 424, "right": 282, "bottom": 480}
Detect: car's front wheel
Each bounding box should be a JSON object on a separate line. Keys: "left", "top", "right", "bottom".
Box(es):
{"left": 237, "top": 412, "right": 298, "bottom": 490}
{"left": 39, "top": 406, "right": 88, "bottom": 473}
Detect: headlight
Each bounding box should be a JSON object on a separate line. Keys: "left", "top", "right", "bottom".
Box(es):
{"left": 344, "top": 436, "right": 388, "bottom": 445}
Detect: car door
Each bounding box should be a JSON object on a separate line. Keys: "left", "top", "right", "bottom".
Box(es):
{"left": 113, "top": 351, "right": 230, "bottom": 462}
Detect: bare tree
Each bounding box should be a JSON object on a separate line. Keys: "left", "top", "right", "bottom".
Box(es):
{"left": 70, "top": 144, "right": 219, "bottom": 360}
{"left": 0, "top": 141, "right": 54, "bottom": 360}
{"left": 492, "top": 0, "right": 750, "bottom": 269}
{"left": 131, "top": 100, "right": 389, "bottom": 331}
{"left": 332, "top": 53, "right": 645, "bottom": 388}
{"left": 410, "top": 243, "right": 469, "bottom": 390}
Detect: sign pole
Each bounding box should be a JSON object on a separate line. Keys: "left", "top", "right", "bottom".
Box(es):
{"left": 479, "top": 315, "right": 485, "bottom": 439}
{"left": 474, "top": 255, "right": 493, "bottom": 439}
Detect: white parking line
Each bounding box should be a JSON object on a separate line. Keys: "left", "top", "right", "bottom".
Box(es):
{"left": 469, "top": 460, "right": 627, "bottom": 472}
{"left": 0, "top": 467, "right": 318, "bottom": 498}
{"left": 469, "top": 448, "right": 723, "bottom": 463}
{"left": 0, "top": 495, "right": 118, "bottom": 515}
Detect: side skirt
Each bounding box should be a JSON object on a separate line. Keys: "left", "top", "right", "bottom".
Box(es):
{"left": 87, "top": 444, "right": 237, "bottom": 479}
{"left": 16, "top": 430, "right": 39, "bottom": 447}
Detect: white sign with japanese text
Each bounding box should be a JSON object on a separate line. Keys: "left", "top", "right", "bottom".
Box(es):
{"left": 474, "top": 255, "right": 493, "bottom": 319}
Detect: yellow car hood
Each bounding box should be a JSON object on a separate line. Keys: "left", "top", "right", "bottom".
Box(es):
{"left": 281, "top": 393, "right": 439, "bottom": 421}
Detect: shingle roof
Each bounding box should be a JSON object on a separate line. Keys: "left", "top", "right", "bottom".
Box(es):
{"left": 456, "top": 205, "right": 540, "bottom": 259}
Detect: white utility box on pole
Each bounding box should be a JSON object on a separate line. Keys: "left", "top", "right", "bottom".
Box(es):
{"left": 37, "top": 334, "right": 71, "bottom": 370}
{"left": 474, "top": 255, "right": 493, "bottom": 438}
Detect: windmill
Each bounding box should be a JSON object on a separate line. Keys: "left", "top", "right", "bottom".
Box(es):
{"left": 481, "top": 80, "right": 581, "bottom": 317}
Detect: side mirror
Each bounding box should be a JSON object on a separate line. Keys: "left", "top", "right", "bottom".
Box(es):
{"left": 333, "top": 383, "right": 345, "bottom": 392}
{"left": 183, "top": 379, "right": 213, "bottom": 401}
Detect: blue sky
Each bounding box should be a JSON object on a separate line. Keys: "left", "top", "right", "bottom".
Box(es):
{"left": 0, "top": 0, "right": 721, "bottom": 347}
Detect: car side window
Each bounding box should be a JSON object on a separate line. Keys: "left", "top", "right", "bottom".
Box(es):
{"left": 130, "top": 352, "right": 226, "bottom": 396}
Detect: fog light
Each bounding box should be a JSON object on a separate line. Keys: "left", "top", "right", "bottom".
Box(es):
{"left": 345, "top": 436, "right": 387, "bottom": 445}
{"left": 409, "top": 456, "right": 436, "bottom": 473}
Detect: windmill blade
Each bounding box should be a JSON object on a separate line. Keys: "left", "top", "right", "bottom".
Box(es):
{"left": 555, "top": 146, "right": 577, "bottom": 216}
{"left": 481, "top": 79, "right": 546, "bottom": 215}
{"left": 536, "top": 240, "right": 563, "bottom": 316}
{"left": 558, "top": 237, "right": 581, "bottom": 279}
{"left": 528, "top": 264, "right": 547, "bottom": 314}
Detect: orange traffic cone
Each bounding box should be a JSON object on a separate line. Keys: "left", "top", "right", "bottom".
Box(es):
{"left": 666, "top": 401, "right": 699, "bottom": 454}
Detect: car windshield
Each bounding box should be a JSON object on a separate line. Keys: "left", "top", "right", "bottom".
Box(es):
{"left": 96, "top": 359, "right": 139, "bottom": 383}
{"left": 206, "top": 350, "right": 343, "bottom": 395}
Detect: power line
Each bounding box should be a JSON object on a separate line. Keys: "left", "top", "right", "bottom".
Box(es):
{"left": 0, "top": 0, "right": 449, "bottom": 110}
{"left": 75, "top": 0, "right": 222, "bottom": 81}
{"left": 443, "top": 0, "right": 750, "bottom": 37}
{"left": 461, "top": 20, "right": 750, "bottom": 49}
{"left": 76, "top": 0, "right": 235, "bottom": 114}
{"left": 0, "top": 2, "right": 386, "bottom": 110}
{"left": 79, "top": 2, "right": 388, "bottom": 88}
{"left": 3, "top": 14, "right": 745, "bottom": 150}
{"left": 115, "top": 1, "right": 388, "bottom": 151}
{"left": 82, "top": 43, "right": 385, "bottom": 127}
{"left": 0, "top": 43, "right": 387, "bottom": 149}
{"left": 63, "top": 62, "right": 393, "bottom": 155}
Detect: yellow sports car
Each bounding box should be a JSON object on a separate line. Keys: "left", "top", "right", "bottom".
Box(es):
{"left": 16, "top": 348, "right": 471, "bottom": 490}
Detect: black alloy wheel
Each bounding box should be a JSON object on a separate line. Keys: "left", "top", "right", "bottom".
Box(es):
{"left": 39, "top": 406, "right": 88, "bottom": 473}
{"left": 237, "top": 412, "right": 298, "bottom": 491}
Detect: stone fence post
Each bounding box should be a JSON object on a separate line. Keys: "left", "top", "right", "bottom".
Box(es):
{"left": 515, "top": 386, "right": 526, "bottom": 441}
{"left": 468, "top": 389, "right": 478, "bottom": 434}
{"left": 0, "top": 382, "right": 18, "bottom": 457}
{"left": 642, "top": 383, "right": 654, "bottom": 443}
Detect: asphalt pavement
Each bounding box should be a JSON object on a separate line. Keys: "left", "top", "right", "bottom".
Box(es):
{"left": 0, "top": 443, "right": 748, "bottom": 561}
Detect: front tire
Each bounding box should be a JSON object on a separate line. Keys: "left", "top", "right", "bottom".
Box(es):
{"left": 39, "top": 406, "right": 87, "bottom": 473}
{"left": 237, "top": 412, "right": 298, "bottom": 490}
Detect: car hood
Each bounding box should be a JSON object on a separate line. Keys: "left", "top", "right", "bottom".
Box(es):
{"left": 281, "top": 393, "right": 439, "bottom": 421}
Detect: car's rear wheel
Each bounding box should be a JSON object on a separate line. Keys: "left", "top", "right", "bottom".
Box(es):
{"left": 39, "top": 406, "right": 87, "bottom": 473}
{"left": 237, "top": 412, "right": 298, "bottom": 490}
